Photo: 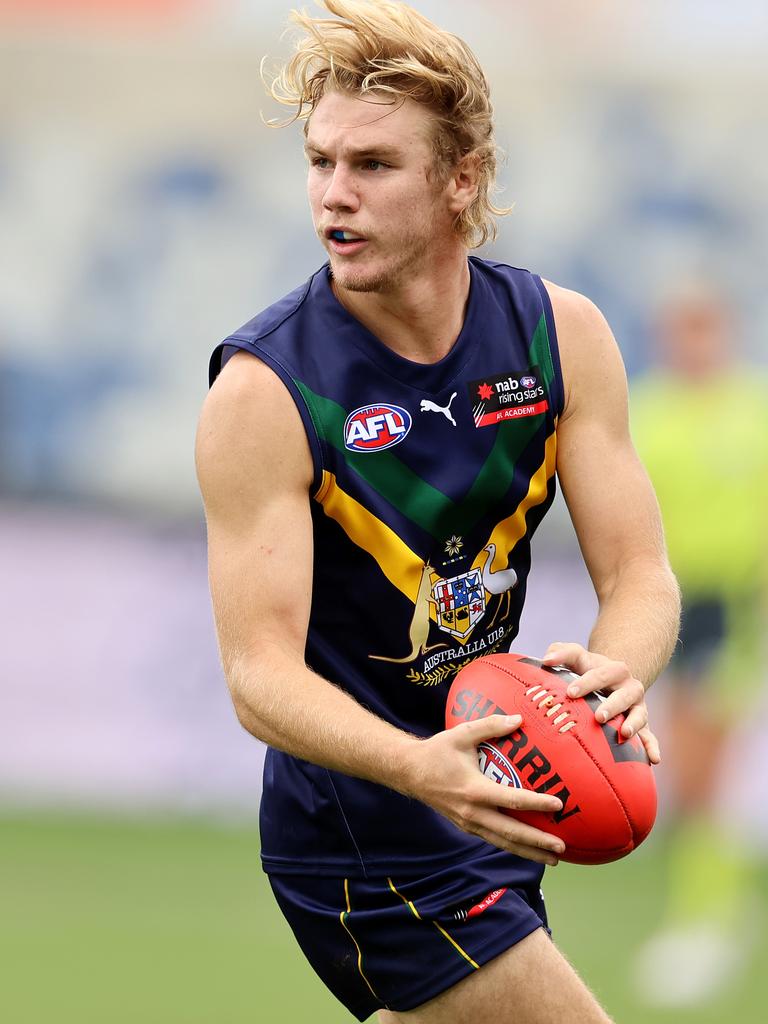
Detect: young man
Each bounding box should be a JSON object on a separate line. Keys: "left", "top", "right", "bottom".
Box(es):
{"left": 196, "top": 2, "right": 680, "bottom": 1021}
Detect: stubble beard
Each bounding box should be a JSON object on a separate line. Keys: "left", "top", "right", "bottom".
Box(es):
{"left": 330, "top": 223, "right": 434, "bottom": 296}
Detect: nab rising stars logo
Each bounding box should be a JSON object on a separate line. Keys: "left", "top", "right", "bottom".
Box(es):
{"left": 344, "top": 404, "right": 412, "bottom": 452}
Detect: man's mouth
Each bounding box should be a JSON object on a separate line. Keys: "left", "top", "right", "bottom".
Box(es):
{"left": 325, "top": 228, "right": 368, "bottom": 255}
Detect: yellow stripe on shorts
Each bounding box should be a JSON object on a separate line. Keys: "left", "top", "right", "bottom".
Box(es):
{"left": 431, "top": 920, "right": 480, "bottom": 970}
{"left": 387, "top": 878, "right": 479, "bottom": 970}
{"left": 387, "top": 877, "right": 422, "bottom": 920}
{"left": 339, "top": 878, "right": 381, "bottom": 1001}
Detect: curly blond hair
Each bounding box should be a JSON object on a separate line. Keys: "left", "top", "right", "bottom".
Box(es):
{"left": 264, "top": 0, "right": 510, "bottom": 248}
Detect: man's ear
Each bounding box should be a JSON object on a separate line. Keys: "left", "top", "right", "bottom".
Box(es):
{"left": 445, "top": 151, "right": 481, "bottom": 216}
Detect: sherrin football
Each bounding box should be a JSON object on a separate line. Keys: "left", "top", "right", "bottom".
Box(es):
{"left": 445, "top": 652, "right": 657, "bottom": 864}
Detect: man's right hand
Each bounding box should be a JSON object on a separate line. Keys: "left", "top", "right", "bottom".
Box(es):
{"left": 401, "top": 714, "right": 566, "bottom": 865}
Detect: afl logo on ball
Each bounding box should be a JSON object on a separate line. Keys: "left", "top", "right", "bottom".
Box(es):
{"left": 477, "top": 743, "right": 522, "bottom": 788}
{"left": 344, "top": 404, "right": 412, "bottom": 452}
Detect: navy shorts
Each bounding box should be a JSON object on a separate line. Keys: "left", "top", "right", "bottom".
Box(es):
{"left": 268, "top": 848, "right": 549, "bottom": 1021}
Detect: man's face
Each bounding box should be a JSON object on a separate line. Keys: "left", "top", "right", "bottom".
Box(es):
{"left": 305, "top": 90, "right": 455, "bottom": 293}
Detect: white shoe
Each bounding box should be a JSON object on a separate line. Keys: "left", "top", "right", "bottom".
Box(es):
{"left": 632, "top": 923, "right": 745, "bottom": 1008}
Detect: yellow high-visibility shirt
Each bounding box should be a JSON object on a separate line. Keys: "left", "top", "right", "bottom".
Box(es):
{"left": 631, "top": 368, "right": 768, "bottom": 598}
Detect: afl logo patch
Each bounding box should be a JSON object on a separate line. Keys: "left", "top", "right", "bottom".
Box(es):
{"left": 477, "top": 743, "right": 522, "bottom": 788}
{"left": 344, "top": 404, "right": 412, "bottom": 452}
{"left": 520, "top": 375, "right": 537, "bottom": 388}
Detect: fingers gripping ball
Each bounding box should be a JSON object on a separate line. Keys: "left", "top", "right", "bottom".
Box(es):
{"left": 445, "top": 653, "right": 657, "bottom": 864}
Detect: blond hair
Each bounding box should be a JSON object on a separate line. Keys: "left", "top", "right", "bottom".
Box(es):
{"left": 264, "top": 0, "right": 510, "bottom": 248}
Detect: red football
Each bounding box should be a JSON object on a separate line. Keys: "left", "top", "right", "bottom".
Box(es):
{"left": 445, "top": 652, "right": 657, "bottom": 864}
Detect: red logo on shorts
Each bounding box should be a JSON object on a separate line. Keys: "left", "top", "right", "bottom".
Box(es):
{"left": 454, "top": 887, "right": 508, "bottom": 922}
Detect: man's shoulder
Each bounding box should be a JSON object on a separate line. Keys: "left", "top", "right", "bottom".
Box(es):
{"left": 208, "top": 265, "right": 328, "bottom": 388}
{"left": 469, "top": 255, "right": 538, "bottom": 285}
{"left": 471, "top": 259, "right": 599, "bottom": 325}
{"left": 225, "top": 265, "right": 327, "bottom": 347}
{"left": 469, "top": 256, "right": 553, "bottom": 318}
{"left": 469, "top": 264, "right": 612, "bottom": 356}
{"left": 539, "top": 279, "right": 605, "bottom": 326}
{"left": 537, "top": 281, "right": 625, "bottom": 422}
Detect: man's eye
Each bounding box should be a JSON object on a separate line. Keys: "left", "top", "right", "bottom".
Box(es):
{"left": 311, "top": 157, "right": 330, "bottom": 168}
{"left": 365, "top": 160, "right": 387, "bottom": 171}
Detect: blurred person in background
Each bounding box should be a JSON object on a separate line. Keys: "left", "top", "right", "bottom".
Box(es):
{"left": 631, "top": 286, "right": 768, "bottom": 1006}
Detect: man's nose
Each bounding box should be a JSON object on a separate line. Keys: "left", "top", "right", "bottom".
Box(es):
{"left": 322, "top": 164, "right": 360, "bottom": 212}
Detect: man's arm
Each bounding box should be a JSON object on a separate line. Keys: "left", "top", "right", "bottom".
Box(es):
{"left": 196, "top": 351, "right": 566, "bottom": 863}
{"left": 541, "top": 283, "right": 681, "bottom": 760}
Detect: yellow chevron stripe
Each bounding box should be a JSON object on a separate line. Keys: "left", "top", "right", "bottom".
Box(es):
{"left": 388, "top": 878, "right": 479, "bottom": 970}
{"left": 387, "top": 877, "right": 423, "bottom": 920}
{"left": 339, "top": 878, "right": 381, "bottom": 1001}
{"left": 318, "top": 428, "right": 557, "bottom": 604}
{"left": 475, "top": 429, "right": 558, "bottom": 573}
{"left": 318, "top": 470, "right": 424, "bottom": 602}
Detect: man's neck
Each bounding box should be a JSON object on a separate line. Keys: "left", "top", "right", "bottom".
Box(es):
{"left": 331, "top": 249, "right": 472, "bottom": 365}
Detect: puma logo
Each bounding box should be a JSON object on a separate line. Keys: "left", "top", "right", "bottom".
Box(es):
{"left": 420, "top": 392, "right": 457, "bottom": 426}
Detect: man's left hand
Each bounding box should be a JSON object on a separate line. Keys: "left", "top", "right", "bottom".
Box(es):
{"left": 542, "top": 642, "right": 661, "bottom": 764}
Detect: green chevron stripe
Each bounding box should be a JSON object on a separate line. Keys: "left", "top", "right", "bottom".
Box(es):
{"left": 454, "top": 419, "right": 540, "bottom": 534}
{"left": 295, "top": 313, "right": 556, "bottom": 539}
{"left": 298, "top": 381, "right": 451, "bottom": 538}
{"left": 530, "top": 313, "right": 555, "bottom": 389}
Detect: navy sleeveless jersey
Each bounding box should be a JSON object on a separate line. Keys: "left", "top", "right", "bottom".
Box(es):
{"left": 209, "top": 256, "right": 565, "bottom": 877}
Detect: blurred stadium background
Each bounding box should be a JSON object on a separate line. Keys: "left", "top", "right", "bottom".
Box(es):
{"left": 1, "top": 1, "right": 766, "bottom": 1021}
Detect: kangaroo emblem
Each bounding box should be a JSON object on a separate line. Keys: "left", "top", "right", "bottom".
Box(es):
{"left": 420, "top": 392, "right": 457, "bottom": 426}
{"left": 370, "top": 563, "right": 447, "bottom": 663}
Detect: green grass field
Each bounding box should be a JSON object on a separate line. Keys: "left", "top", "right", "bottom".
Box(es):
{"left": 2, "top": 813, "right": 765, "bottom": 1023}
